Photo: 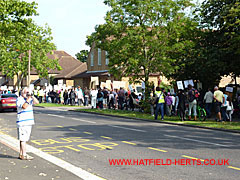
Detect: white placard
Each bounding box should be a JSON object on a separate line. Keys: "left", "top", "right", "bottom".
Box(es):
{"left": 142, "top": 82, "right": 145, "bottom": 89}
{"left": 113, "top": 81, "right": 121, "bottom": 89}
{"left": 170, "top": 88, "right": 175, "bottom": 95}
{"left": 177, "top": 81, "right": 184, "bottom": 90}
{"left": 106, "top": 80, "right": 111, "bottom": 90}
{"left": 1, "top": 86, "right": 7, "bottom": 90}
{"left": 184, "top": 79, "right": 194, "bottom": 88}
{"left": 8, "top": 86, "right": 13, "bottom": 90}
{"left": 226, "top": 87, "right": 233, "bottom": 93}
{"left": 58, "top": 79, "right": 63, "bottom": 85}
{"left": 129, "top": 85, "right": 133, "bottom": 91}
{"left": 91, "top": 76, "right": 99, "bottom": 85}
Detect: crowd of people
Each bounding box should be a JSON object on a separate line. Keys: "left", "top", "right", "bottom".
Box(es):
{"left": 1, "top": 84, "right": 240, "bottom": 122}
{"left": 153, "top": 84, "right": 240, "bottom": 122}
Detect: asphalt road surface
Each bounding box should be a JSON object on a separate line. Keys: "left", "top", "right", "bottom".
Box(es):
{"left": 0, "top": 107, "right": 240, "bottom": 180}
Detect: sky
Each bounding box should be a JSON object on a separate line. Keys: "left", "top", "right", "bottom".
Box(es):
{"left": 25, "top": 0, "right": 110, "bottom": 57}
{"left": 25, "top": 0, "right": 203, "bottom": 58}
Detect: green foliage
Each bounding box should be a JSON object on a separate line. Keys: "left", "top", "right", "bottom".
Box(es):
{"left": 0, "top": 0, "right": 61, "bottom": 88}
{"left": 75, "top": 50, "right": 89, "bottom": 63}
{"left": 199, "top": 0, "right": 240, "bottom": 78}
{"left": 87, "top": 0, "right": 196, "bottom": 99}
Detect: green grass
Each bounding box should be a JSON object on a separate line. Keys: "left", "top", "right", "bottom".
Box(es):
{"left": 35, "top": 103, "right": 80, "bottom": 107}
{"left": 76, "top": 109, "right": 240, "bottom": 132}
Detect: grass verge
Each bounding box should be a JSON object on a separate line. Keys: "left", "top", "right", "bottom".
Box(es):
{"left": 76, "top": 109, "right": 240, "bottom": 132}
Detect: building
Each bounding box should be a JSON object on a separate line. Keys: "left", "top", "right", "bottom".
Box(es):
{"left": 0, "top": 50, "right": 87, "bottom": 88}
{"left": 73, "top": 43, "right": 169, "bottom": 90}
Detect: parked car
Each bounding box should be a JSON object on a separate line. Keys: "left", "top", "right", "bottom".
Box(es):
{"left": 0, "top": 94, "right": 18, "bottom": 112}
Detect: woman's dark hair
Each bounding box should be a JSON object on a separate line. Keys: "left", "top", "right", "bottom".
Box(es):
{"left": 156, "top": 87, "right": 161, "bottom": 91}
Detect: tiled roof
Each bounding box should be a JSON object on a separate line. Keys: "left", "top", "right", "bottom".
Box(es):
{"left": 55, "top": 62, "right": 87, "bottom": 79}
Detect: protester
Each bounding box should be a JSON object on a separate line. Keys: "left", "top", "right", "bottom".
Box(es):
{"left": 102, "top": 87, "right": 109, "bottom": 109}
{"left": 155, "top": 87, "right": 165, "bottom": 120}
{"left": 118, "top": 88, "right": 125, "bottom": 110}
{"left": 90, "top": 88, "right": 98, "bottom": 109}
{"left": 84, "top": 87, "right": 90, "bottom": 106}
{"left": 108, "top": 91, "right": 115, "bottom": 109}
{"left": 63, "top": 89, "right": 68, "bottom": 105}
{"left": 226, "top": 97, "right": 234, "bottom": 121}
{"left": 97, "top": 89, "right": 104, "bottom": 109}
{"left": 177, "top": 90, "right": 186, "bottom": 121}
{"left": 76, "top": 86, "right": 84, "bottom": 106}
{"left": 204, "top": 88, "right": 214, "bottom": 118}
{"left": 69, "top": 89, "right": 76, "bottom": 106}
{"left": 188, "top": 84, "right": 198, "bottom": 120}
{"left": 213, "top": 86, "right": 225, "bottom": 122}
{"left": 129, "top": 89, "right": 138, "bottom": 111}
{"left": 16, "top": 87, "right": 39, "bottom": 160}
{"left": 221, "top": 91, "right": 228, "bottom": 121}
{"left": 165, "top": 92, "right": 173, "bottom": 116}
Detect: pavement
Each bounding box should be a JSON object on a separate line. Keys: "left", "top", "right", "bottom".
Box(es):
{"left": 0, "top": 139, "right": 82, "bottom": 180}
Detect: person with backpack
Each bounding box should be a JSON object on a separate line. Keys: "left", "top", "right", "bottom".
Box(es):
{"left": 188, "top": 84, "right": 199, "bottom": 120}
{"left": 102, "top": 87, "right": 109, "bottom": 109}
{"left": 97, "top": 89, "right": 104, "bottom": 109}
{"left": 70, "top": 89, "right": 76, "bottom": 106}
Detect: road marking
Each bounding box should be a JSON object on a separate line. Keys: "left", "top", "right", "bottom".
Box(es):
{"left": 69, "top": 128, "right": 78, "bottom": 131}
{"left": 47, "top": 114, "right": 65, "bottom": 118}
{"left": 182, "top": 155, "right": 204, "bottom": 161}
{"left": 71, "top": 118, "right": 96, "bottom": 124}
{"left": 83, "top": 132, "right": 93, "bottom": 135}
{"left": 0, "top": 132, "right": 106, "bottom": 180}
{"left": 122, "top": 141, "right": 137, "bottom": 145}
{"left": 148, "top": 147, "right": 167, "bottom": 152}
{"left": 164, "top": 134, "right": 229, "bottom": 147}
{"left": 101, "top": 136, "right": 112, "bottom": 140}
{"left": 57, "top": 126, "right": 64, "bottom": 128}
{"left": 228, "top": 166, "right": 240, "bottom": 171}
{"left": 108, "top": 125, "right": 146, "bottom": 132}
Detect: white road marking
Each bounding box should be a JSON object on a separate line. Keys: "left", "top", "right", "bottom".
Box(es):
{"left": 0, "top": 133, "right": 105, "bottom": 180}
{"left": 108, "top": 125, "right": 146, "bottom": 132}
{"left": 47, "top": 114, "right": 65, "bottom": 118}
{"left": 164, "top": 134, "right": 229, "bottom": 147}
{"left": 71, "top": 118, "right": 96, "bottom": 124}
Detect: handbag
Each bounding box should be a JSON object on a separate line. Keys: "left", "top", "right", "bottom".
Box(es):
{"left": 130, "top": 94, "right": 139, "bottom": 105}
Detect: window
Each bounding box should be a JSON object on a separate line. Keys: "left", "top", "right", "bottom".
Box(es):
{"left": 98, "top": 48, "right": 101, "bottom": 65}
{"left": 105, "top": 51, "right": 109, "bottom": 65}
{"left": 90, "top": 52, "right": 94, "bottom": 66}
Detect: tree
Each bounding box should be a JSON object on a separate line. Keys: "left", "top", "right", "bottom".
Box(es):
{"left": 87, "top": 0, "right": 196, "bottom": 102}
{"left": 0, "top": 0, "right": 61, "bottom": 89}
{"left": 199, "top": 0, "right": 240, "bottom": 81}
{"left": 75, "top": 50, "right": 89, "bottom": 63}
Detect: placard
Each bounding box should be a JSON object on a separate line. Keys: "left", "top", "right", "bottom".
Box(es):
{"left": 106, "top": 80, "right": 111, "bottom": 90}
{"left": 177, "top": 81, "right": 184, "bottom": 90}
{"left": 91, "top": 76, "right": 99, "bottom": 85}
{"left": 226, "top": 87, "right": 233, "bottom": 93}
{"left": 184, "top": 79, "right": 194, "bottom": 88}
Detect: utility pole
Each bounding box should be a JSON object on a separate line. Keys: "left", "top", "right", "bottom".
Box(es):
{"left": 28, "top": 49, "right": 31, "bottom": 87}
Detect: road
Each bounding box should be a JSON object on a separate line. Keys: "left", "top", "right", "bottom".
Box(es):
{"left": 0, "top": 107, "right": 240, "bottom": 180}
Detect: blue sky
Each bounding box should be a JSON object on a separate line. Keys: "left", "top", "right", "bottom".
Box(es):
{"left": 26, "top": 0, "right": 203, "bottom": 57}
{"left": 26, "top": 0, "right": 110, "bottom": 57}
